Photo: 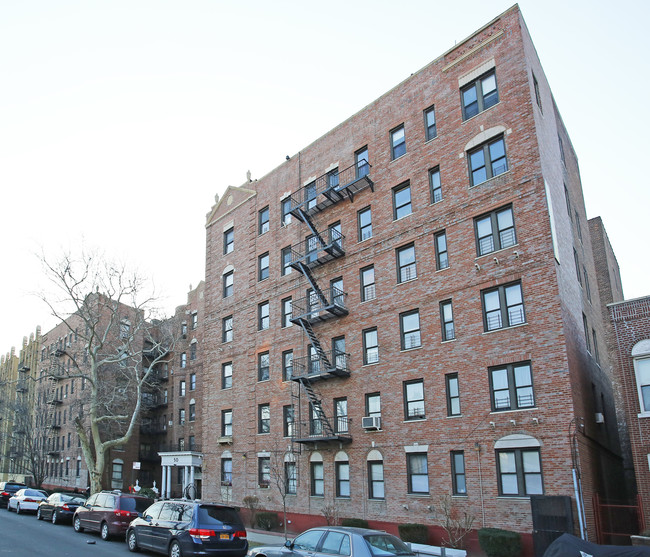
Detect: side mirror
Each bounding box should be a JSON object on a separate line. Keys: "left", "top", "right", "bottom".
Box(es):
{"left": 284, "top": 540, "right": 293, "bottom": 549}
{"left": 144, "top": 515, "right": 152, "bottom": 522}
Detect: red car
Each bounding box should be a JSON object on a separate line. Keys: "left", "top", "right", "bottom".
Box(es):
{"left": 72, "top": 490, "right": 153, "bottom": 541}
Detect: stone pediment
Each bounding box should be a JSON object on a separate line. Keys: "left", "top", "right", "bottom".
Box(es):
{"left": 205, "top": 184, "right": 257, "bottom": 227}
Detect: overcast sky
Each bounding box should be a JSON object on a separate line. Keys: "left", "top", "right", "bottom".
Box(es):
{"left": 1, "top": 0, "right": 648, "bottom": 354}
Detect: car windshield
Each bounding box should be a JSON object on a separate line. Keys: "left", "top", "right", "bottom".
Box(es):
{"left": 197, "top": 506, "right": 244, "bottom": 528}
{"left": 121, "top": 497, "right": 153, "bottom": 513}
{"left": 25, "top": 490, "right": 45, "bottom": 497}
{"left": 364, "top": 535, "right": 414, "bottom": 557}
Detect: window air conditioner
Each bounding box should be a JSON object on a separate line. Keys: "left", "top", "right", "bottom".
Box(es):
{"left": 362, "top": 416, "right": 381, "bottom": 430}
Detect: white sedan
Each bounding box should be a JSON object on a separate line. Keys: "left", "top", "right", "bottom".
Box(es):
{"left": 8, "top": 488, "right": 48, "bottom": 514}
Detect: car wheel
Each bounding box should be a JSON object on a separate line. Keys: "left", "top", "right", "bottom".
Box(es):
{"left": 15, "top": 504, "right": 20, "bottom": 515}
{"left": 100, "top": 522, "right": 110, "bottom": 541}
{"left": 51, "top": 510, "right": 58, "bottom": 525}
{"left": 127, "top": 529, "right": 140, "bottom": 552}
{"left": 169, "top": 540, "right": 182, "bottom": 557}
{"left": 73, "top": 515, "right": 84, "bottom": 532}
{"left": 36, "top": 507, "right": 42, "bottom": 520}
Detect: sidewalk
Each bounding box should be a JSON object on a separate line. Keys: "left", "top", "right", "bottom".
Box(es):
{"left": 247, "top": 528, "right": 291, "bottom": 545}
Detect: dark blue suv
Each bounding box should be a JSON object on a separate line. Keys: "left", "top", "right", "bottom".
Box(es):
{"left": 126, "top": 500, "right": 247, "bottom": 557}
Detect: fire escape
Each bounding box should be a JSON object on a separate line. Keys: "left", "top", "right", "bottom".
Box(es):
{"left": 46, "top": 350, "right": 65, "bottom": 457}
{"left": 288, "top": 159, "right": 373, "bottom": 444}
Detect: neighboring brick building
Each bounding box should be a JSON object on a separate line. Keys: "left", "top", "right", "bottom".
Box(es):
{"left": 609, "top": 297, "right": 650, "bottom": 530}
{"left": 156, "top": 281, "right": 205, "bottom": 499}
{"left": 201, "top": 4, "right": 624, "bottom": 550}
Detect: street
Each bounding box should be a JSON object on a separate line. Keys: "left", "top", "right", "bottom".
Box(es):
{"left": 0, "top": 508, "right": 133, "bottom": 557}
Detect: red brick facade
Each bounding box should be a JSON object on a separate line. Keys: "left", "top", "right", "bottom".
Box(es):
{"left": 200, "top": 5, "right": 623, "bottom": 550}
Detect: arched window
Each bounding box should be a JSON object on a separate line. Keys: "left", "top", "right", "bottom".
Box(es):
{"left": 335, "top": 451, "right": 350, "bottom": 498}
{"left": 284, "top": 452, "right": 297, "bottom": 495}
{"left": 367, "top": 449, "right": 384, "bottom": 499}
{"left": 494, "top": 434, "right": 542, "bottom": 496}
{"left": 310, "top": 452, "right": 324, "bottom": 496}
{"left": 632, "top": 340, "right": 650, "bottom": 415}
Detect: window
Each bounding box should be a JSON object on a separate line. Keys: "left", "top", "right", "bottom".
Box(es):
{"left": 574, "top": 249, "right": 582, "bottom": 285}
{"left": 259, "top": 206, "right": 269, "bottom": 235}
{"left": 592, "top": 329, "right": 600, "bottom": 364}
{"left": 282, "top": 297, "right": 293, "bottom": 328}
{"left": 112, "top": 460, "right": 124, "bottom": 483}
{"left": 407, "top": 453, "right": 429, "bottom": 494}
{"left": 461, "top": 70, "right": 498, "bottom": 120}
{"left": 400, "top": 310, "right": 421, "bottom": 350}
{"left": 305, "top": 234, "right": 319, "bottom": 264}
{"left": 258, "top": 456, "right": 270, "bottom": 487}
{"left": 497, "top": 448, "right": 543, "bottom": 496}
{"left": 311, "top": 462, "right": 324, "bottom": 496}
{"left": 189, "top": 403, "right": 196, "bottom": 422}
{"left": 368, "top": 457, "right": 384, "bottom": 499}
{"left": 179, "top": 380, "right": 186, "bottom": 397}
{"left": 190, "top": 373, "right": 196, "bottom": 391}
{"left": 281, "top": 198, "right": 292, "bottom": 226}
{"left": 281, "top": 246, "right": 293, "bottom": 275}
{"left": 305, "top": 181, "right": 317, "bottom": 210}
{"left": 393, "top": 182, "right": 412, "bottom": 220}
{"left": 328, "top": 168, "right": 340, "bottom": 189}
{"left": 258, "top": 404, "right": 270, "bottom": 434}
{"left": 222, "top": 315, "right": 233, "bottom": 342}
{"left": 329, "top": 221, "right": 342, "bottom": 250}
{"left": 468, "top": 136, "right": 508, "bottom": 187}
{"left": 435, "top": 231, "right": 449, "bottom": 270}
{"left": 490, "top": 361, "right": 535, "bottom": 411}
{"left": 429, "top": 166, "right": 442, "bottom": 203}
{"left": 356, "top": 146, "right": 369, "bottom": 178}
{"left": 258, "top": 301, "right": 270, "bottom": 330}
{"left": 475, "top": 206, "right": 516, "bottom": 256}
{"left": 634, "top": 354, "right": 650, "bottom": 413}
{"left": 583, "top": 313, "right": 591, "bottom": 353}
{"left": 331, "top": 277, "right": 344, "bottom": 308}
{"left": 282, "top": 350, "right": 293, "bottom": 381}
{"left": 283, "top": 405, "right": 295, "bottom": 437}
{"left": 179, "top": 408, "right": 186, "bottom": 425}
{"left": 221, "top": 410, "right": 232, "bottom": 436}
{"left": 564, "top": 183, "right": 572, "bottom": 217}
{"left": 446, "top": 373, "right": 461, "bottom": 416}
{"left": 366, "top": 393, "right": 381, "bottom": 419}
{"left": 333, "top": 336, "right": 346, "bottom": 370}
{"left": 451, "top": 451, "right": 467, "bottom": 495}
{"left": 336, "top": 460, "right": 350, "bottom": 497}
{"left": 360, "top": 265, "right": 376, "bottom": 302}
{"left": 334, "top": 398, "right": 348, "bottom": 433}
{"left": 224, "top": 227, "right": 234, "bottom": 254}
{"left": 482, "top": 282, "right": 525, "bottom": 331}
{"left": 404, "top": 379, "right": 425, "bottom": 420}
{"left": 396, "top": 243, "right": 417, "bottom": 282}
{"left": 584, "top": 267, "right": 592, "bottom": 302}
{"left": 424, "top": 106, "right": 437, "bottom": 141}
{"left": 440, "top": 300, "right": 455, "bottom": 341}
{"left": 180, "top": 353, "right": 187, "bottom": 369}
{"left": 191, "top": 312, "right": 198, "bottom": 330}
{"left": 258, "top": 352, "right": 270, "bottom": 382}
{"left": 120, "top": 320, "right": 130, "bottom": 339}
{"left": 363, "top": 328, "right": 379, "bottom": 365}
{"left": 222, "top": 362, "right": 232, "bottom": 389}
{"left": 258, "top": 253, "right": 270, "bottom": 281}
{"left": 190, "top": 342, "right": 197, "bottom": 361}
{"left": 285, "top": 461, "right": 297, "bottom": 494}
{"left": 221, "top": 457, "right": 232, "bottom": 485}
{"left": 533, "top": 72, "right": 542, "bottom": 112}
{"left": 558, "top": 134, "right": 566, "bottom": 166}
{"left": 358, "top": 207, "right": 372, "bottom": 241}
{"left": 390, "top": 125, "right": 406, "bottom": 159}
{"left": 223, "top": 271, "right": 234, "bottom": 298}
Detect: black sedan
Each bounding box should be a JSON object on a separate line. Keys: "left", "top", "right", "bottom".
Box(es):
{"left": 37, "top": 492, "right": 87, "bottom": 524}
{"left": 247, "top": 527, "right": 415, "bottom": 557}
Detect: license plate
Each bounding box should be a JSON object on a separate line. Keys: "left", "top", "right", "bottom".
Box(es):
{"left": 220, "top": 534, "right": 230, "bottom": 540}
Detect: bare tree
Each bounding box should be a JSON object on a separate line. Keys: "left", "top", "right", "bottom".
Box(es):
{"left": 38, "top": 250, "right": 176, "bottom": 493}
{"left": 267, "top": 445, "right": 297, "bottom": 539}
{"left": 436, "top": 494, "right": 475, "bottom": 549}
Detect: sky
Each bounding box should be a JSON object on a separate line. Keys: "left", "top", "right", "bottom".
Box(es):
{"left": 1, "top": 0, "right": 648, "bottom": 353}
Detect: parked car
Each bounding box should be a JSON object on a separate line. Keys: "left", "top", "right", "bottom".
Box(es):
{"left": 37, "top": 491, "right": 87, "bottom": 524}
{"left": 126, "top": 500, "right": 248, "bottom": 557}
{"left": 72, "top": 490, "right": 153, "bottom": 541}
{"left": 0, "top": 481, "right": 26, "bottom": 508}
{"left": 247, "top": 527, "right": 415, "bottom": 557}
{"left": 7, "top": 488, "right": 48, "bottom": 514}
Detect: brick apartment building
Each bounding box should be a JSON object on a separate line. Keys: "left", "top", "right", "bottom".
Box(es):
{"left": 201, "top": 4, "right": 625, "bottom": 549}
{"left": 609, "top": 297, "right": 650, "bottom": 530}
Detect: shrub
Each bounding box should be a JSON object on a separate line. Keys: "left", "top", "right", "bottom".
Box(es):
{"left": 256, "top": 511, "right": 280, "bottom": 531}
{"left": 478, "top": 528, "right": 521, "bottom": 557}
{"left": 138, "top": 487, "right": 157, "bottom": 499}
{"left": 341, "top": 518, "right": 369, "bottom": 528}
{"left": 398, "top": 523, "right": 428, "bottom": 544}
